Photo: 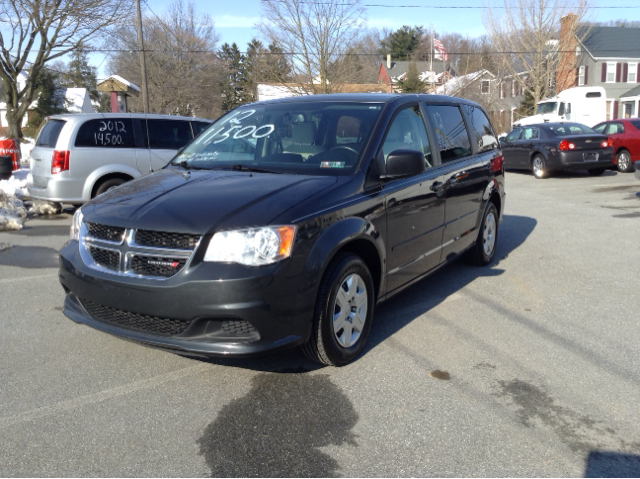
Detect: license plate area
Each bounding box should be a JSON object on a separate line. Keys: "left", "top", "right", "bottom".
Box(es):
{"left": 583, "top": 152, "right": 599, "bottom": 162}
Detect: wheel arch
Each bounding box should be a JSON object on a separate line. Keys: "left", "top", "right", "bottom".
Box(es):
{"left": 90, "top": 172, "right": 135, "bottom": 198}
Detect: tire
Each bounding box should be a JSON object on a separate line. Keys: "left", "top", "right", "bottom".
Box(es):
{"left": 94, "top": 178, "right": 127, "bottom": 197}
{"left": 531, "top": 155, "right": 547, "bottom": 179}
{"left": 465, "top": 202, "right": 499, "bottom": 266}
{"left": 302, "top": 253, "right": 375, "bottom": 366}
{"left": 587, "top": 168, "right": 605, "bottom": 176}
{"left": 616, "top": 150, "right": 633, "bottom": 173}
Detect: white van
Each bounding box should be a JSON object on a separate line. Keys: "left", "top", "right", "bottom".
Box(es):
{"left": 28, "top": 113, "right": 212, "bottom": 205}
{"left": 513, "top": 86, "right": 606, "bottom": 128}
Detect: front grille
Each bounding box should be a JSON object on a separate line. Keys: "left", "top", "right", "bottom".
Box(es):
{"left": 86, "top": 222, "right": 125, "bottom": 242}
{"left": 222, "top": 320, "right": 258, "bottom": 336}
{"left": 88, "top": 246, "right": 120, "bottom": 271}
{"left": 130, "top": 255, "right": 187, "bottom": 277}
{"left": 135, "top": 230, "right": 200, "bottom": 250}
{"left": 80, "top": 299, "right": 191, "bottom": 336}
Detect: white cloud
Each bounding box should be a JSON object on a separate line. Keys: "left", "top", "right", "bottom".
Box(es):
{"left": 213, "top": 14, "right": 262, "bottom": 28}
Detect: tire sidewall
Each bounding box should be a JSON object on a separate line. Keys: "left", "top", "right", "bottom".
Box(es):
{"left": 478, "top": 202, "right": 499, "bottom": 264}
{"left": 319, "top": 256, "right": 375, "bottom": 366}
{"left": 617, "top": 150, "right": 631, "bottom": 173}
{"left": 532, "top": 155, "right": 546, "bottom": 179}
{"left": 95, "top": 178, "right": 126, "bottom": 197}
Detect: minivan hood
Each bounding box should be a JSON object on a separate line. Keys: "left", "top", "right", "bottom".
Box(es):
{"left": 81, "top": 169, "right": 338, "bottom": 233}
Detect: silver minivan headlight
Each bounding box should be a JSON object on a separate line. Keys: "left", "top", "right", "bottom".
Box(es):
{"left": 70, "top": 208, "right": 83, "bottom": 241}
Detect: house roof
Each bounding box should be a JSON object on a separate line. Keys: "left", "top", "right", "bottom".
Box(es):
{"left": 620, "top": 84, "right": 640, "bottom": 99}
{"left": 578, "top": 26, "right": 640, "bottom": 59}
{"left": 434, "top": 70, "right": 494, "bottom": 95}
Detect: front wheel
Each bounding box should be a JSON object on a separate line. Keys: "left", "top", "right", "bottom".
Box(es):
{"left": 302, "top": 253, "right": 375, "bottom": 366}
{"left": 465, "top": 202, "right": 499, "bottom": 266}
{"left": 94, "top": 178, "right": 127, "bottom": 197}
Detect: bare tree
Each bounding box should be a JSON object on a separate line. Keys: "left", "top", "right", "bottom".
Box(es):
{"left": 109, "top": 0, "right": 221, "bottom": 118}
{"left": 257, "top": 0, "right": 366, "bottom": 93}
{"left": 484, "top": 0, "right": 590, "bottom": 106}
{"left": 0, "top": 0, "right": 133, "bottom": 139}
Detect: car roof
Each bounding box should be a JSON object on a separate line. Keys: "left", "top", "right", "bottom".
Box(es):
{"left": 45, "top": 113, "right": 213, "bottom": 122}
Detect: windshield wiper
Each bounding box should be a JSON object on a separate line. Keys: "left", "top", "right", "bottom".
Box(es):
{"left": 230, "top": 164, "right": 283, "bottom": 174}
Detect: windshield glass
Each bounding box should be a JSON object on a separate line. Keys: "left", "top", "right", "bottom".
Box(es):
{"left": 547, "top": 123, "right": 596, "bottom": 136}
{"left": 171, "top": 101, "right": 384, "bottom": 175}
{"left": 536, "top": 102, "right": 557, "bottom": 115}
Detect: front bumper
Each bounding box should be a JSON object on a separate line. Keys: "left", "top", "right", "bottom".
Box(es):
{"left": 58, "top": 240, "right": 313, "bottom": 357}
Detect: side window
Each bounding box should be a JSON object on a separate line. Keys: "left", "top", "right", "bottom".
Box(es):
{"left": 464, "top": 105, "right": 498, "bottom": 152}
{"left": 607, "top": 123, "right": 624, "bottom": 135}
{"left": 192, "top": 121, "right": 210, "bottom": 137}
{"left": 380, "top": 106, "right": 433, "bottom": 169}
{"left": 593, "top": 124, "right": 606, "bottom": 134}
{"left": 522, "top": 127, "right": 539, "bottom": 140}
{"left": 424, "top": 104, "right": 472, "bottom": 162}
{"left": 505, "top": 129, "right": 522, "bottom": 141}
{"left": 74, "top": 119, "right": 135, "bottom": 148}
{"left": 147, "top": 120, "right": 193, "bottom": 150}
{"left": 335, "top": 116, "right": 361, "bottom": 144}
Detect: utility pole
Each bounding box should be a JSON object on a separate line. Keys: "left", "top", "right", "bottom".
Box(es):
{"left": 136, "top": 0, "right": 150, "bottom": 113}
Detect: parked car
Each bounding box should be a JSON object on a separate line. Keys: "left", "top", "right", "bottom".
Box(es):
{"left": 27, "top": 113, "right": 213, "bottom": 205}
{"left": 592, "top": 119, "right": 640, "bottom": 173}
{"left": 500, "top": 122, "right": 614, "bottom": 178}
{"left": 59, "top": 94, "right": 505, "bottom": 366}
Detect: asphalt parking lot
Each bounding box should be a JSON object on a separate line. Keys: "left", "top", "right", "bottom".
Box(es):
{"left": 1, "top": 169, "right": 639, "bottom": 477}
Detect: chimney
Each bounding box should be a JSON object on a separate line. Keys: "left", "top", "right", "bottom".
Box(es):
{"left": 387, "top": 54, "right": 391, "bottom": 69}
{"left": 556, "top": 12, "right": 578, "bottom": 93}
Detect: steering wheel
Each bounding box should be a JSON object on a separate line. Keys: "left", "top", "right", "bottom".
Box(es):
{"left": 330, "top": 145, "right": 358, "bottom": 155}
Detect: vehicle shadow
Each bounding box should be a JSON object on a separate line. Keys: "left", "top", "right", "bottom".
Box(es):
{"left": 193, "top": 214, "right": 536, "bottom": 372}
{"left": 506, "top": 169, "right": 618, "bottom": 179}
{"left": 362, "top": 213, "right": 536, "bottom": 357}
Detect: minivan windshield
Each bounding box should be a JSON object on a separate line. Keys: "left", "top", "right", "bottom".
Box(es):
{"left": 170, "top": 101, "right": 383, "bottom": 175}
{"left": 535, "top": 102, "right": 557, "bottom": 115}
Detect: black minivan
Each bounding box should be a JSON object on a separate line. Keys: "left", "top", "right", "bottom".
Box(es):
{"left": 59, "top": 94, "right": 505, "bottom": 366}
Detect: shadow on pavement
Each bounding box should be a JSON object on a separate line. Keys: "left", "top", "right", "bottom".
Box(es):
{"left": 584, "top": 451, "right": 640, "bottom": 478}
{"left": 0, "top": 245, "right": 59, "bottom": 268}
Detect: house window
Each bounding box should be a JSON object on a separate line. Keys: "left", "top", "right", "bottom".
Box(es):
{"left": 606, "top": 101, "right": 613, "bottom": 121}
{"left": 606, "top": 62, "right": 616, "bottom": 83}
{"left": 500, "top": 82, "right": 506, "bottom": 99}
{"left": 512, "top": 81, "right": 517, "bottom": 97}
{"left": 623, "top": 102, "right": 633, "bottom": 118}
{"left": 575, "top": 46, "right": 581, "bottom": 57}
{"left": 628, "top": 63, "right": 637, "bottom": 83}
{"left": 578, "top": 66, "right": 585, "bottom": 86}
{"left": 481, "top": 80, "right": 490, "bottom": 94}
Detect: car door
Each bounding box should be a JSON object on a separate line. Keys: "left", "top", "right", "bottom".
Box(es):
{"left": 382, "top": 104, "right": 446, "bottom": 293}
{"left": 423, "top": 103, "right": 490, "bottom": 262}
{"left": 500, "top": 128, "right": 522, "bottom": 169}
{"left": 518, "top": 127, "right": 539, "bottom": 167}
{"left": 137, "top": 119, "right": 194, "bottom": 173}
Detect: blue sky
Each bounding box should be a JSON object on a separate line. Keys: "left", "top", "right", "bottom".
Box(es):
{"left": 90, "top": 0, "right": 639, "bottom": 78}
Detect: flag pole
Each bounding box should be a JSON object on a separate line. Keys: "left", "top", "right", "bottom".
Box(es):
{"left": 430, "top": 24, "right": 434, "bottom": 92}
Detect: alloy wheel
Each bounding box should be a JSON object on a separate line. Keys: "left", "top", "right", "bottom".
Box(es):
{"left": 532, "top": 157, "right": 544, "bottom": 178}
{"left": 617, "top": 151, "right": 631, "bottom": 172}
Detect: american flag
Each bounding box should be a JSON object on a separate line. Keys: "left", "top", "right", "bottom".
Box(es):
{"left": 433, "top": 38, "right": 448, "bottom": 61}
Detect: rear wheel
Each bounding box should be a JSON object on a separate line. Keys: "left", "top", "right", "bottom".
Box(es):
{"left": 616, "top": 150, "right": 633, "bottom": 173}
{"left": 532, "top": 155, "right": 547, "bottom": 179}
{"left": 465, "top": 202, "right": 499, "bottom": 266}
{"left": 94, "top": 178, "right": 127, "bottom": 198}
{"left": 587, "top": 168, "right": 605, "bottom": 176}
{"left": 302, "top": 253, "right": 374, "bottom": 366}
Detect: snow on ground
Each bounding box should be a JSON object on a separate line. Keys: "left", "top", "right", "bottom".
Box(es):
{"left": 0, "top": 169, "right": 30, "bottom": 230}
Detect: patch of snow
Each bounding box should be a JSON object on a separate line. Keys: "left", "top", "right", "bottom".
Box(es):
{"left": 0, "top": 170, "right": 29, "bottom": 198}
{"left": 0, "top": 190, "right": 27, "bottom": 231}
{"left": 65, "top": 88, "right": 94, "bottom": 113}
{"left": 107, "top": 75, "right": 141, "bottom": 93}
{"left": 20, "top": 138, "right": 35, "bottom": 164}
{"left": 0, "top": 168, "right": 58, "bottom": 231}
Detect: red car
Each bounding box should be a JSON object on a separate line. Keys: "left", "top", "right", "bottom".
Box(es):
{"left": 593, "top": 119, "right": 640, "bottom": 173}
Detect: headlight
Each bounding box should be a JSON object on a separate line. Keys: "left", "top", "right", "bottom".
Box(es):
{"left": 70, "top": 208, "right": 83, "bottom": 241}
{"left": 204, "top": 226, "right": 296, "bottom": 266}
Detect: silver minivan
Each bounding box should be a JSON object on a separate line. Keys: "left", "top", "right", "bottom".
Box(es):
{"left": 28, "top": 113, "right": 212, "bottom": 205}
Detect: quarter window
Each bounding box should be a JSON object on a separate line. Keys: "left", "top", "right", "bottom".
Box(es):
{"left": 381, "top": 106, "right": 433, "bottom": 169}
{"left": 146, "top": 120, "right": 193, "bottom": 150}
{"left": 424, "top": 104, "right": 472, "bottom": 162}
{"left": 75, "top": 119, "right": 135, "bottom": 148}
{"left": 463, "top": 105, "right": 498, "bottom": 152}
{"left": 36, "top": 119, "right": 66, "bottom": 148}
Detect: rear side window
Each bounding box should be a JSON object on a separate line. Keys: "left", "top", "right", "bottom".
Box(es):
{"left": 192, "top": 121, "right": 210, "bottom": 137}
{"left": 606, "top": 123, "right": 625, "bottom": 135}
{"left": 75, "top": 119, "right": 135, "bottom": 148}
{"left": 36, "top": 120, "right": 66, "bottom": 148}
{"left": 147, "top": 120, "right": 193, "bottom": 149}
{"left": 464, "top": 105, "right": 498, "bottom": 152}
{"left": 424, "top": 105, "right": 472, "bottom": 162}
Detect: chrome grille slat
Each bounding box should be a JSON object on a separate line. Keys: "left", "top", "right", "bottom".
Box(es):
{"left": 78, "top": 222, "right": 202, "bottom": 280}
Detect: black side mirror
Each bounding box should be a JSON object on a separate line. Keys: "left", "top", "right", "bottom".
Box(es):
{"left": 382, "top": 150, "right": 426, "bottom": 180}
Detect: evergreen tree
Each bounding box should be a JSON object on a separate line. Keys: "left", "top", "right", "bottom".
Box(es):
{"left": 380, "top": 26, "right": 424, "bottom": 60}
{"left": 396, "top": 62, "right": 426, "bottom": 93}
{"left": 23, "top": 69, "right": 67, "bottom": 137}
{"left": 60, "top": 44, "right": 99, "bottom": 101}
{"left": 219, "top": 43, "right": 251, "bottom": 112}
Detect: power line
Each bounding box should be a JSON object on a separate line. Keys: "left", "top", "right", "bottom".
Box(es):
{"left": 261, "top": 0, "right": 640, "bottom": 8}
